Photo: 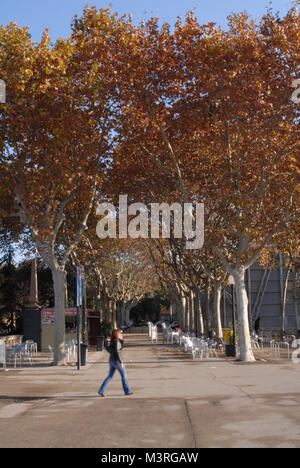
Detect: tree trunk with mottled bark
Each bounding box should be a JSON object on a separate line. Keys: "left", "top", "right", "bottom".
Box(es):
{"left": 233, "top": 267, "right": 255, "bottom": 362}
{"left": 281, "top": 265, "right": 291, "bottom": 337}
{"left": 52, "top": 268, "right": 67, "bottom": 366}
{"left": 213, "top": 283, "right": 223, "bottom": 340}
{"left": 194, "top": 287, "right": 204, "bottom": 336}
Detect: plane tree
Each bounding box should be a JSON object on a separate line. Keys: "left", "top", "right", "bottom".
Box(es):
{"left": 113, "top": 8, "right": 299, "bottom": 361}
{"left": 0, "top": 9, "right": 130, "bottom": 364}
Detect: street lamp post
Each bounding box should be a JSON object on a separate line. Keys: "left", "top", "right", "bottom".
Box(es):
{"left": 228, "top": 275, "right": 237, "bottom": 358}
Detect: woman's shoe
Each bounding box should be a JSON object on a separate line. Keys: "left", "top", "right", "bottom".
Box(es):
{"left": 98, "top": 391, "right": 106, "bottom": 398}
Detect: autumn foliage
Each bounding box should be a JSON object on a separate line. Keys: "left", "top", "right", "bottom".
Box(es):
{"left": 0, "top": 6, "right": 299, "bottom": 363}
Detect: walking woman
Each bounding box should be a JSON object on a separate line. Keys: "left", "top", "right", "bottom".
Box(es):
{"left": 98, "top": 329, "right": 133, "bottom": 397}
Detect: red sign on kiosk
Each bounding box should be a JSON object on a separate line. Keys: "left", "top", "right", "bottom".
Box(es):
{"left": 41, "top": 308, "right": 77, "bottom": 325}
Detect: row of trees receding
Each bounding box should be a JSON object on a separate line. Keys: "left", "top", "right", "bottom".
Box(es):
{"left": 0, "top": 6, "right": 299, "bottom": 364}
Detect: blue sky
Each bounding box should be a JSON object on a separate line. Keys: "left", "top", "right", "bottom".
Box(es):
{"left": 1, "top": 0, "right": 295, "bottom": 42}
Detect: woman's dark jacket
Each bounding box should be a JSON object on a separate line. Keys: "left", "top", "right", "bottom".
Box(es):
{"left": 105, "top": 339, "right": 124, "bottom": 363}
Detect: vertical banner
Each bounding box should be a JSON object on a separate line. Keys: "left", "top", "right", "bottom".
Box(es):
{"left": 77, "top": 266, "right": 83, "bottom": 371}
{"left": 0, "top": 80, "right": 6, "bottom": 104}
{"left": 0, "top": 339, "right": 6, "bottom": 369}
{"left": 77, "top": 266, "right": 83, "bottom": 307}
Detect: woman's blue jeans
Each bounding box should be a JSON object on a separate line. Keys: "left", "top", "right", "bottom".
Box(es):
{"left": 99, "top": 361, "right": 132, "bottom": 395}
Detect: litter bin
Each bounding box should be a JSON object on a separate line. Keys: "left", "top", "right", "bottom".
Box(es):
{"left": 80, "top": 344, "right": 88, "bottom": 367}
{"left": 97, "top": 336, "right": 105, "bottom": 351}
{"left": 225, "top": 344, "right": 236, "bottom": 357}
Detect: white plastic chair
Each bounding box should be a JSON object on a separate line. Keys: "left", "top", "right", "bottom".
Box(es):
{"left": 65, "top": 343, "right": 72, "bottom": 362}
{"left": 251, "top": 335, "right": 261, "bottom": 350}
{"left": 184, "top": 337, "right": 194, "bottom": 354}
{"left": 151, "top": 326, "right": 158, "bottom": 343}
{"left": 8, "top": 344, "right": 33, "bottom": 368}
{"left": 275, "top": 342, "right": 290, "bottom": 360}
{"left": 192, "top": 339, "right": 204, "bottom": 360}
{"left": 25, "top": 341, "right": 38, "bottom": 354}
{"left": 208, "top": 340, "right": 218, "bottom": 358}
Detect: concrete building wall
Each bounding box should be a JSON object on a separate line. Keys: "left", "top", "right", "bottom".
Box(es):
{"left": 221, "top": 262, "right": 300, "bottom": 333}
{"left": 248, "top": 264, "right": 299, "bottom": 332}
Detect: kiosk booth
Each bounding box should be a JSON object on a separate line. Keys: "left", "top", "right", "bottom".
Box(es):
{"left": 41, "top": 308, "right": 78, "bottom": 351}
{"left": 41, "top": 308, "right": 100, "bottom": 350}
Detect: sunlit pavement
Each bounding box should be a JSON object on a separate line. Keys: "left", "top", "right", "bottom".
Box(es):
{"left": 0, "top": 333, "right": 300, "bottom": 448}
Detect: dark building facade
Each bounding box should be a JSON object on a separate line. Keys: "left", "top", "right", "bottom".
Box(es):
{"left": 222, "top": 259, "right": 300, "bottom": 333}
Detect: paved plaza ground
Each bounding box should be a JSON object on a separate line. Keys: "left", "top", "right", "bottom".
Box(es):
{"left": 0, "top": 333, "right": 300, "bottom": 448}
